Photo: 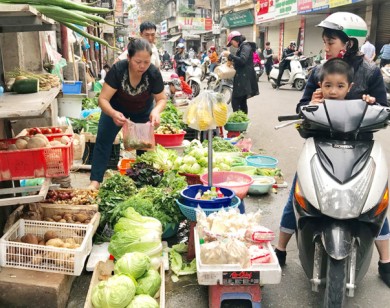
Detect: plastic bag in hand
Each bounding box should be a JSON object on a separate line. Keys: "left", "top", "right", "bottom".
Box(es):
{"left": 122, "top": 119, "right": 155, "bottom": 151}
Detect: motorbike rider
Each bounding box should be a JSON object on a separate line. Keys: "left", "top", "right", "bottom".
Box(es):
{"left": 162, "top": 50, "right": 171, "bottom": 64}
{"left": 276, "top": 41, "right": 300, "bottom": 88}
{"left": 253, "top": 50, "right": 261, "bottom": 65}
{"left": 274, "top": 12, "right": 390, "bottom": 288}
{"left": 174, "top": 43, "right": 189, "bottom": 79}
{"left": 208, "top": 46, "right": 218, "bottom": 72}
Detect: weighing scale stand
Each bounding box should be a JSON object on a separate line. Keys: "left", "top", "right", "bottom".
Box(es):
{"left": 209, "top": 284, "right": 262, "bottom": 308}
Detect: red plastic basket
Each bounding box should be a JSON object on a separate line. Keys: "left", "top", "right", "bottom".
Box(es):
{"left": 0, "top": 136, "right": 73, "bottom": 181}
{"left": 154, "top": 132, "right": 186, "bottom": 147}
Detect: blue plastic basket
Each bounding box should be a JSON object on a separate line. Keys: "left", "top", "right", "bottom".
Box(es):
{"left": 176, "top": 196, "right": 241, "bottom": 222}
{"left": 62, "top": 81, "right": 82, "bottom": 94}
{"left": 180, "top": 184, "right": 235, "bottom": 208}
{"left": 246, "top": 155, "right": 278, "bottom": 168}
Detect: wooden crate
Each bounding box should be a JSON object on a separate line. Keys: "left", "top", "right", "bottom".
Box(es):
{"left": 84, "top": 260, "right": 165, "bottom": 308}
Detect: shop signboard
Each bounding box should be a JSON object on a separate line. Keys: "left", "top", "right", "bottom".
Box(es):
{"left": 297, "top": 0, "right": 329, "bottom": 13}
{"left": 329, "top": 0, "right": 362, "bottom": 7}
{"left": 224, "top": 10, "right": 254, "bottom": 28}
{"left": 177, "top": 17, "right": 212, "bottom": 31}
{"left": 255, "top": 0, "right": 276, "bottom": 23}
{"left": 275, "top": 0, "right": 298, "bottom": 20}
{"left": 160, "top": 20, "right": 168, "bottom": 37}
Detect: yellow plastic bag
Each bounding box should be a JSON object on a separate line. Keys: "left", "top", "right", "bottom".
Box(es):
{"left": 212, "top": 94, "right": 228, "bottom": 126}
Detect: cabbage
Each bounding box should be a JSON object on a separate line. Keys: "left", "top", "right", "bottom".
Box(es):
{"left": 121, "top": 208, "right": 162, "bottom": 233}
{"left": 91, "top": 274, "right": 135, "bottom": 308}
{"left": 126, "top": 294, "right": 159, "bottom": 308}
{"left": 183, "top": 155, "right": 196, "bottom": 165}
{"left": 114, "top": 252, "right": 151, "bottom": 279}
{"left": 190, "top": 163, "right": 201, "bottom": 174}
{"left": 136, "top": 269, "right": 161, "bottom": 297}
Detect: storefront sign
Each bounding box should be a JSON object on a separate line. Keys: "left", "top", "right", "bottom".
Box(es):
{"left": 256, "top": 0, "right": 276, "bottom": 23}
{"left": 177, "top": 17, "right": 212, "bottom": 31}
{"left": 329, "top": 0, "right": 351, "bottom": 7}
{"left": 297, "top": 0, "right": 329, "bottom": 13}
{"left": 227, "top": 0, "right": 240, "bottom": 6}
{"left": 160, "top": 20, "right": 168, "bottom": 36}
{"left": 224, "top": 10, "right": 254, "bottom": 28}
{"left": 275, "top": 0, "right": 297, "bottom": 19}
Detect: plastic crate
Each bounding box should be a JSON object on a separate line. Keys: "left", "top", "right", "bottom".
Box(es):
{"left": 117, "top": 158, "right": 136, "bottom": 175}
{"left": 0, "top": 219, "right": 93, "bottom": 276}
{"left": 0, "top": 136, "right": 73, "bottom": 181}
{"left": 82, "top": 142, "right": 120, "bottom": 169}
{"left": 62, "top": 81, "right": 82, "bottom": 94}
{"left": 194, "top": 230, "right": 281, "bottom": 285}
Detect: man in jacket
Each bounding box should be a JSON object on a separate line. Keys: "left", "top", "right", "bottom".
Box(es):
{"left": 276, "top": 41, "right": 298, "bottom": 88}
{"left": 174, "top": 43, "right": 189, "bottom": 78}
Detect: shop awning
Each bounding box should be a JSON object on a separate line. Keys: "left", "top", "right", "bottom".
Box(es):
{"left": 168, "top": 35, "right": 181, "bottom": 42}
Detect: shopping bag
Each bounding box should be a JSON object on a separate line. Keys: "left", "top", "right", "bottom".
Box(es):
{"left": 122, "top": 120, "right": 155, "bottom": 151}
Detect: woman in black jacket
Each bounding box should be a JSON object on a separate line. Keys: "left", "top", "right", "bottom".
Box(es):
{"left": 222, "top": 31, "right": 259, "bottom": 114}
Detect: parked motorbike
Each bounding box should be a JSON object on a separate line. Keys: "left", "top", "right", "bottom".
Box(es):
{"left": 277, "top": 99, "right": 389, "bottom": 307}
{"left": 201, "top": 56, "right": 211, "bottom": 81}
{"left": 207, "top": 72, "right": 233, "bottom": 106}
{"left": 269, "top": 55, "right": 306, "bottom": 90}
{"left": 183, "top": 59, "right": 202, "bottom": 97}
{"left": 254, "top": 60, "right": 265, "bottom": 81}
{"left": 381, "top": 65, "right": 390, "bottom": 104}
{"left": 162, "top": 60, "right": 172, "bottom": 71}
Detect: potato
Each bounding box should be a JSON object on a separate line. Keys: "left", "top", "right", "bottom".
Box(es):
{"left": 74, "top": 213, "right": 88, "bottom": 223}
{"left": 60, "top": 135, "right": 71, "bottom": 145}
{"left": 21, "top": 233, "right": 39, "bottom": 245}
{"left": 34, "top": 134, "right": 49, "bottom": 145}
{"left": 8, "top": 144, "right": 17, "bottom": 150}
{"left": 26, "top": 137, "right": 46, "bottom": 149}
{"left": 52, "top": 215, "right": 63, "bottom": 222}
{"left": 15, "top": 138, "right": 28, "bottom": 149}
{"left": 31, "top": 253, "right": 44, "bottom": 265}
{"left": 46, "top": 238, "right": 64, "bottom": 247}
{"left": 44, "top": 230, "right": 58, "bottom": 242}
{"left": 64, "top": 238, "right": 76, "bottom": 245}
{"left": 49, "top": 140, "right": 62, "bottom": 147}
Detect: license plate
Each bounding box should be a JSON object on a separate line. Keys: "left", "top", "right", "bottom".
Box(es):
{"left": 222, "top": 271, "right": 260, "bottom": 285}
{"left": 255, "top": 67, "right": 260, "bottom": 71}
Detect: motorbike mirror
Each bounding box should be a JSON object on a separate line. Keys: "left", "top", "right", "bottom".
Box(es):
{"left": 302, "top": 105, "right": 319, "bottom": 112}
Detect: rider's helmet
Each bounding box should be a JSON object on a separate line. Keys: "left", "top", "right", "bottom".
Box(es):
{"left": 227, "top": 31, "right": 242, "bottom": 47}
{"left": 169, "top": 78, "right": 182, "bottom": 91}
{"left": 177, "top": 43, "right": 185, "bottom": 49}
{"left": 170, "top": 73, "right": 179, "bottom": 79}
{"left": 316, "top": 12, "right": 368, "bottom": 47}
{"left": 209, "top": 46, "right": 216, "bottom": 51}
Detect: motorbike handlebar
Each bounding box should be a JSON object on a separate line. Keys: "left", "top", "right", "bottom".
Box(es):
{"left": 278, "top": 115, "right": 301, "bottom": 122}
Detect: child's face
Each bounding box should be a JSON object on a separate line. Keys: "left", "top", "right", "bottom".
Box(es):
{"left": 319, "top": 73, "right": 353, "bottom": 100}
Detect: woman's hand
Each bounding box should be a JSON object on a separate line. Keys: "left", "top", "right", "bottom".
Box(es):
{"left": 111, "top": 110, "right": 127, "bottom": 126}
{"left": 149, "top": 108, "right": 161, "bottom": 126}
{"left": 310, "top": 88, "right": 324, "bottom": 105}
{"left": 362, "top": 94, "right": 376, "bottom": 105}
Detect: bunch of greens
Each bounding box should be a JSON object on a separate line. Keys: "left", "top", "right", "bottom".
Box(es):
{"left": 97, "top": 172, "right": 137, "bottom": 235}
{"left": 160, "top": 101, "right": 185, "bottom": 129}
{"left": 69, "top": 113, "right": 100, "bottom": 135}
{"left": 228, "top": 110, "right": 250, "bottom": 123}
{"left": 202, "top": 136, "right": 240, "bottom": 152}
{"left": 136, "top": 145, "right": 178, "bottom": 171}
{"left": 125, "top": 162, "right": 164, "bottom": 188}
{"left": 170, "top": 245, "right": 197, "bottom": 277}
{"left": 82, "top": 96, "right": 99, "bottom": 110}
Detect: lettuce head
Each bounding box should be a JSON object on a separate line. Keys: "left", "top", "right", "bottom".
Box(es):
{"left": 114, "top": 252, "right": 151, "bottom": 279}
{"left": 127, "top": 294, "right": 159, "bottom": 308}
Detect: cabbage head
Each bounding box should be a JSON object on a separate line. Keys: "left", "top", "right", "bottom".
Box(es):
{"left": 115, "top": 252, "right": 151, "bottom": 279}
{"left": 136, "top": 269, "right": 161, "bottom": 297}
{"left": 91, "top": 274, "right": 135, "bottom": 308}
{"left": 127, "top": 294, "right": 159, "bottom": 308}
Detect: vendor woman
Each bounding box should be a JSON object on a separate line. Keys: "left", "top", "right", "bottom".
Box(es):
{"left": 89, "top": 38, "right": 166, "bottom": 190}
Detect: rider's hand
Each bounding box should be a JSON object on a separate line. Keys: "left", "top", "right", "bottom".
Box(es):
{"left": 362, "top": 94, "right": 376, "bottom": 105}
{"left": 310, "top": 89, "right": 324, "bottom": 105}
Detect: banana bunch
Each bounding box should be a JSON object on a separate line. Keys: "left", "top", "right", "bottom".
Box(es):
{"left": 212, "top": 101, "right": 228, "bottom": 126}
{"left": 198, "top": 108, "right": 213, "bottom": 130}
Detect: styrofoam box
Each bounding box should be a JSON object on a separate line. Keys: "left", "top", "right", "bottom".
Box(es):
{"left": 195, "top": 229, "right": 282, "bottom": 285}
{"left": 58, "top": 94, "right": 87, "bottom": 118}
{"left": 0, "top": 219, "right": 93, "bottom": 276}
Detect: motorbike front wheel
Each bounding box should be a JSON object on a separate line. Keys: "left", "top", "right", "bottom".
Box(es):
{"left": 324, "top": 256, "right": 347, "bottom": 308}
{"left": 189, "top": 80, "right": 200, "bottom": 97}
{"left": 294, "top": 78, "right": 306, "bottom": 91}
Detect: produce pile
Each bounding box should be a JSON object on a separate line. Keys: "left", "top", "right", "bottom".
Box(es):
{"left": 227, "top": 110, "right": 250, "bottom": 123}
{"left": 6, "top": 71, "right": 61, "bottom": 93}
{"left": 44, "top": 189, "right": 98, "bottom": 205}
{"left": 0, "top": 134, "right": 71, "bottom": 150}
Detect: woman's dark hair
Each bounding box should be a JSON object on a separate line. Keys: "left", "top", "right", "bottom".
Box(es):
{"left": 319, "top": 58, "right": 354, "bottom": 84}
{"left": 127, "top": 38, "right": 152, "bottom": 58}
{"left": 103, "top": 64, "right": 110, "bottom": 70}
{"left": 322, "top": 28, "right": 359, "bottom": 58}
{"left": 232, "top": 35, "right": 246, "bottom": 45}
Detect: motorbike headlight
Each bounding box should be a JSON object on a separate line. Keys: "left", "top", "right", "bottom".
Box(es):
{"left": 311, "top": 155, "right": 375, "bottom": 219}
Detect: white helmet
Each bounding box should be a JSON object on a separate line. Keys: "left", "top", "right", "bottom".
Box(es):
{"left": 177, "top": 43, "right": 185, "bottom": 49}
{"left": 316, "top": 12, "right": 368, "bottom": 47}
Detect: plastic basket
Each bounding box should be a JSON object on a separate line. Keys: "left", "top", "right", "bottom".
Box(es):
{"left": 154, "top": 132, "right": 186, "bottom": 147}
{"left": 0, "top": 219, "right": 93, "bottom": 276}
{"left": 176, "top": 196, "right": 241, "bottom": 222}
{"left": 246, "top": 155, "right": 278, "bottom": 168}
{"left": 224, "top": 122, "right": 249, "bottom": 132}
{"left": 62, "top": 81, "right": 82, "bottom": 94}
{"left": 117, "top": 158, "right": 136, "bottom": 175}
{"left": 200, "top": 171, "right": 254, "bottom": 199}
{"left": 180, "top": 184, "right": 235, "bottom": 208}
{"left": 0, "top": 136, "right": 73, "bottom": 181}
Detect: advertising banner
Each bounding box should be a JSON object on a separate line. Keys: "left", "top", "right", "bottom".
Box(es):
{"left": 160, "top": 20, "right": 168, "bottom": 37}
{"left": 177, "top": 17, "right": 212, "bottom": 31}
{"left": 275, "top": 0, "right": 297, "bottom": 20}
{"left": 256, "top": 0, "right": 298, "bottom": 23}
{"left": 329, "top": 0, "right": 351, "bottom": 7}
{"left": 297, "top": 0, "right": 329, "bottom": 13}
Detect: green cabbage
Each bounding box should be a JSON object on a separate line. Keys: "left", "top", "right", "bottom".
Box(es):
{"left": 120, "top": 208, "right": 162, "bottom": 233}
{"left": 136, "top": 269, "right": 161, "bottom": 297}
{"left": 91, "top": 274, "right": 135, "bottom": 308}
{"left": 127, "top": 294, "right": 159, "bottom": 308}
{"left": 114, "top": 252, "right": 151, "bottom": 279}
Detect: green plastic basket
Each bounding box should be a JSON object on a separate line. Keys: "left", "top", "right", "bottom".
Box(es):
{"left": 224, "top": 122, "right": 250, "bottom": 132}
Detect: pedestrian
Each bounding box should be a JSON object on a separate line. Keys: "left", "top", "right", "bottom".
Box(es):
{"left": 165, "top": 78, "right": 182, "bottom": 105}
{"left": 274, "top": 12, "right": 390, "bottom": 288}
{"left": 360, "top": 36, "right": 376, "bottom": 62}
{"left": 99, "top": 64, "right": 110, "bottom": 84}
{"left": 276, "top": 41, "right": 299, "bottom": 88}
{"left": 263, "top": 42, "right": 274, "bottom": 81}
{"left": 88, "top": 38, "right": 167, "bottom": 190}
{"left": 115, "top": 22, "right": 160, "bottom": 69}
{"left": 379, "top": 40, "right": 390, "bottom": 68}
{"left": 222, "top": 31, "right": 259, "bottom": 114}
{"left": 174, "top": 43, "right": 189, "bottom": 79}
{"left": 208, "top": 46, "right": 218, "bottom": 72}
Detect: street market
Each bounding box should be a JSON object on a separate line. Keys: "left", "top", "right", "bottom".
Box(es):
{"left": 1, "top": 0, "right": 390, "bottom": 308}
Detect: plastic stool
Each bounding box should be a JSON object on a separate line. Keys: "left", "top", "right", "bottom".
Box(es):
{"left": 209, "top": 284, "right": 262, "bottom": 308}
{"left": 227, "top": 131, "right": 241, "bottom": 138}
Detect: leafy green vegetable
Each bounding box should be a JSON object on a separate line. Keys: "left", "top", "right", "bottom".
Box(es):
{"left": 82, "top": 96, "right": 99, "bottom": 110}
{"left": 136, "top": 145, "right": 178, "bottom": 171}
{"left": 127, "top": 295, "right": 159, "bottom": 308}
{"left": 169, "top": 249, "right": 197, "bottom": 276}
{"left": 109, "top": 234, "right": 161, "bottom": 260}
{"left": 125, "top": 162, "right": 163, "bottom": 188}
{"left": 202, "top": 136, "right": 240, "bottom": 152}
{"left": 135, "top": 269, "right": 161, "bottom": 297}
{"left": 160, "top": 101, "right": 185, "bottom": 129}
{"left": 91, "top": 274, "right": 135, "bottom": 308}
{"left": 172, "top": 243, "right": 188, "bottom": 253}
{"left": 114, "top": 252, "right": 151, "bottom": 279}
{"left": 228, "top": 110, "right": 250, "bottom": 123}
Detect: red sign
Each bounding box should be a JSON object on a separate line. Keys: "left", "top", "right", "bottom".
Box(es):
{"left": 205, "top": 18, "right": 212, "bottom": 31}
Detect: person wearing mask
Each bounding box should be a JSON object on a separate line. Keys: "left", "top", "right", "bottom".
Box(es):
{"left": 360, "top": 36, "right": 376, "bottom": 62}
{"left": 276, "top": 41, "right": 299, "bottom": 88}
{"left": 222, "top": 31, "right": 259, "bottom": 114}
{"left": 208, "top": 46, "right": 218, "bottom": 72}
{"left": 115, "top": 22, "right": 160, "bottom": 69}
{"left": 274, "top": 12, "right": 390, "bottom": 288}
{"left": 88, "top": 38, "right": 166, "bottom": 190}
{"left": 263, "top": 42, "right": 274, "bottom": 81}
{"left": 174, "top": 43, "right": 189, "bottom": 79}
{"left": 379, "top": 40, "right": 390, "bottom": 68}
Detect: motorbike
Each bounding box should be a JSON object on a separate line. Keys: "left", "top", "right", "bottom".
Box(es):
{"left": 201, "top": 56, "right": 211, "bottom": 81}
{"left": 277, "top": 99, "right": 389, "bottom": 307}
{"left": 254, "top": 60, "right": 265, "bottom": 82}
{"left": 207, "top": 72, "right": 233, "bottom": 107}
{"left": 269, "top": 55, "right": 307, "bottom": 90}
{"left": 183, "top": 59, "right": 202, "bottom": 97}
{"left": 381, "top": 65, "right": 390, "bottom": 104}
{"left": 161, "top": 60, "right": 172, "bottom": 71}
